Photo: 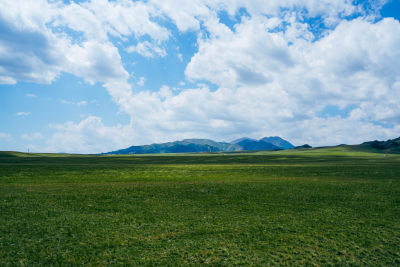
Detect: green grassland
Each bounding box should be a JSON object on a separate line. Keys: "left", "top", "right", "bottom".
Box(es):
{"left": 1, "top": 149, "right": 399, "bottom": 265}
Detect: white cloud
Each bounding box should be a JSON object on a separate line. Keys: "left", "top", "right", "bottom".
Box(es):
{"left": 0, "top": 21, "right": 62, "bottom": 84}
{"left": 26, "top": 93, "right": 36, "bottom": 97}
{"left": 78, "top": 0, "right": 169, "bottom": 41}
{"left": 126, "top": 41, "right": 167, "bottom": 58}
{"left": 46, "top": 80, "right": 400, "bottom": 153}
{"left": 0, "top": 2, "right": 126, "bottom": 85}
{"left": 150, "top": 0, "right": 357, "bottom": 34}
{"left": 137, "top": 77, "right": 146, "bottom": 86}
{"left": 63, "top": 40, "right": 130, "bottom": 84}
{"left": 76, "top": 101, "right": 87, "bottom": 107}
{"left": 0, "top": 0, "right": 168, "bottom": 87}
{"left": 177, "top": 53, "right": 183, "bottom": 62}
{"left": 0, "top": 76, "right": 17, "bottom": 84}
{"left": 21, "top": 132, "right": 43, "bottom": 141}
{"left": 16, "top": 112, "right": 31, "bottom": 116}
{"left": 0, "top": 132, "right": 13, "bottom": 142}
{"left": 186, "top": 16, "right": 293, "bottom": 88}
{"left": 61, "top": 100, "right": 87, "bottom": 106}
{"left": 129, "top": 85, "right": 397, "bottom": 146}
{"left": 184, "top": 16, "right": 400, "bottom": 129}
{"left": 47, "top": 116, "right": 138, "bottom": 154}
{"left": 150, "top": 0, "right": 212, "bottom": 32}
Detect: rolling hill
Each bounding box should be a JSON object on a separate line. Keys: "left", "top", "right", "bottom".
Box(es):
{"left": 296, "top": 136, "right": 400, "bottom": 154}
{"left": 353, "top": 136, "right": 400, "bottom": 153}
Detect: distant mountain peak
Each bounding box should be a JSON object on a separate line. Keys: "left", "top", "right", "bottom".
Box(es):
{"left": 105, "top": 136, "right": 294, "bottom": 155}
{"left": 260, "top": 136, "right": 294, "bottom": 149}
{"left": 230, "top": 137, "right": 257, "bottom": 144}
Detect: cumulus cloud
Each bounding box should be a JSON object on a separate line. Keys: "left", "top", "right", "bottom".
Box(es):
{"left": 186, "top": 16, "right": 294, "bottom": 88}
{"left": 69, "top": 0, "right": 169, "bottom": 41}
{"left": 0, "top": 0, "right": 170, "bottom": 86}
{"left": 137, "top": 77, "right": 146, "bottom": 86}
{"left": 149, "top": 0, "right": 212, "bottom": 32}
{"left": 150, "top": 0, "right": 358, "bottom": 34}
{"left": 0, "top": 2, "right": 125, "bottom": 85}
{"left": 0, "top": 132, "right": 13, "bottom": 142}
{"left": 0, "top": 15, "right": 62, "bottom": 84}
{"left": 126, "top": 41, "right": 167, "bottom": 58}
{"left": 0, "top": 76, "right": 16, "bottom": 84}
{"left": 184, "top": 16, "right": 400, "bottom": 136}
{"left": 16, "top": 112, "right": 31, "bottom": 116}
{"left": 61, "top": 100, "right": 87, "bottom": 106}
{"left": 47, "top": 116, "right": 139, "bottom": 154}
{"left": 48, "top": 81, "right": 400, "bottom": 153}
{"left": 21, "top": 132, "right": 43, "bottom": 141}
{"left": 120, "top": 82, "right": 399, "bottom": 147}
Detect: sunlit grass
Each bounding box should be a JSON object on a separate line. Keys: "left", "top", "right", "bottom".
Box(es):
{"left": 1, "top": 150, "right": 399, "bottom": 265}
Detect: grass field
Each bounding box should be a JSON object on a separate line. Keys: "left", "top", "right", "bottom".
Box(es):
{"left": 1, "top": 149, "right": 399, "bottom": 265}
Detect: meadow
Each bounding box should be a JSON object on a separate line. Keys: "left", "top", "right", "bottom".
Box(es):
{"left": 0, "top": 149, "right": 399, "bottom": 265}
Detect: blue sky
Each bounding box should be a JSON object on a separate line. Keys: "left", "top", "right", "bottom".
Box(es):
{"left": 1, "top": 0, "right": 400, "bottom": 153}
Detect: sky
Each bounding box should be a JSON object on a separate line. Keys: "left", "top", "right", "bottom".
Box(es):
{"left": 1, "top": 0, "right": 400, "bottom": 153}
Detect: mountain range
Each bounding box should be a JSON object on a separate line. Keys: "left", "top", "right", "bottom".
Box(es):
{"left": 105, "top": 136, "right": 295, "bottom": 154}
{"left": 104, "top": 136, "right": 400, "bottom": 155}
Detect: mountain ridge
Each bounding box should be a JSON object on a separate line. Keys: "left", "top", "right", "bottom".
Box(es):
{"left": 104, "top": 136, "right": 400, "bottom": 155}
{"left": 105, "top": 137, "right": 294, "bottom": 154}
{"left": 355, "top": 136, "right": 400, "bottom": 153}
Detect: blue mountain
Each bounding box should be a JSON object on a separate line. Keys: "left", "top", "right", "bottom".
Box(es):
{"left": 260, "top": 136, "right": 295, "bottom": 149}
{"left": 105, "top": 137, "right": 294, "bottom": 154}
